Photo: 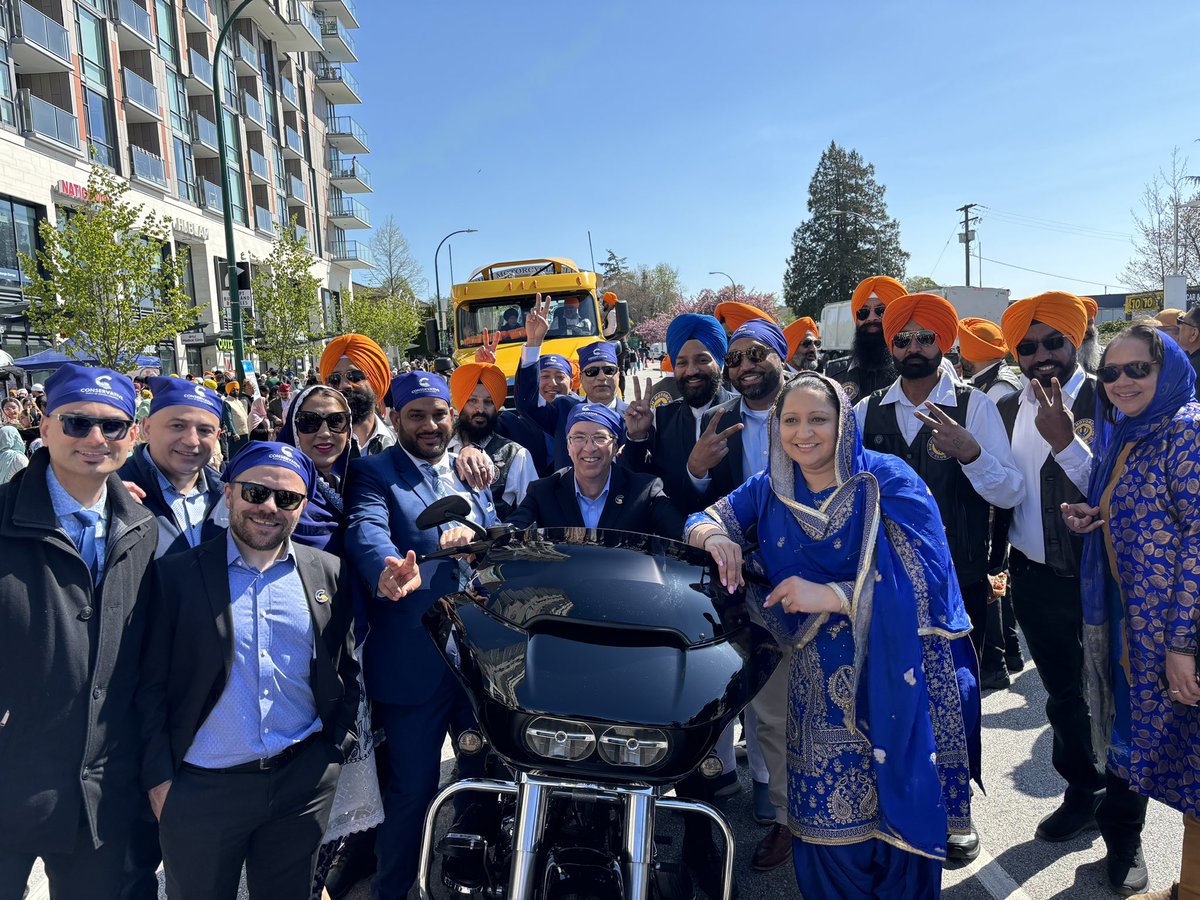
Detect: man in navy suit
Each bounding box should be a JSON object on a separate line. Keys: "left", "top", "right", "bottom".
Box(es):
{"left": 343, "top": 372, "right": 498, "bottom": 899}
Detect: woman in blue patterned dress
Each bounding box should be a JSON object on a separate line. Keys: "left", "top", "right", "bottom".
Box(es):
{"left": 1063, "top": 323, "right": 1200, "bottom": 900}
{"left": 685, "top": 371, "right": 979, "bottom": 899}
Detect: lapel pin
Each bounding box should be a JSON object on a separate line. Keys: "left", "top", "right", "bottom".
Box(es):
{"left": 615, "top": 495, "right": 624, "bottom": 505}
{"left": 314, "top": 589, "right": 330, "bottom": 605}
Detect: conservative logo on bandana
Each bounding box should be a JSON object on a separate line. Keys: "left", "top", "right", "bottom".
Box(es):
{"left": 927, "top": 435, "right": 950, "bottom": 461}
{"left": 1074, "top": 418, "right": 1095, "bottom": 446}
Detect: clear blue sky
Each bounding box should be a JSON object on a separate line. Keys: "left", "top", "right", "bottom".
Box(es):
{"left": 351, "top": 1, "right": 1200, "bottom": 303}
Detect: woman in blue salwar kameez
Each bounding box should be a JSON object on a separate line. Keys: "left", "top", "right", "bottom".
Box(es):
{"left": 686, "top": 371, "right": 980, "bottom": 899}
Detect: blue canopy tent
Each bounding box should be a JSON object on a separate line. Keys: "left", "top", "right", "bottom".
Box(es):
{"left": 12, "top": 349, "right": 161, "bottom": 371}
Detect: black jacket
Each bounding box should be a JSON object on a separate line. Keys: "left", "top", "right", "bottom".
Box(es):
{"left": 138, "top": 534, "right": 360, "bottom": 790}
{"left": 504, "top": 464, "right": 685, "bottom": 539}
{"left": 118, "top": 443, "right": 227, "bottom": 558}
{"left": 0, "top": 450, "right": 158, "bottom": 853}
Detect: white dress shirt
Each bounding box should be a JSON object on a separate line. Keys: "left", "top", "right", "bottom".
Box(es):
{"left": 853, "top": 370, "right": 1024, "bottom": 509}
{"left": 1006, "top": 366, "right": 1092, "bottom": 563}
{"left": 448, "top": 434, "right": 537, "bottom": 510}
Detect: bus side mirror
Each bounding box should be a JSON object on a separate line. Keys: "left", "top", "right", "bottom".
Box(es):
{"left": 424, "top": 318, "right": 440, "bottom": 355}
{"left": 616, "top": 300, "right": 630, "bottom": 337}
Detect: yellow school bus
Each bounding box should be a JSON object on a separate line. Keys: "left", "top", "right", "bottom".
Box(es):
{"left": 443, "top": 258, "right": 628, "bottom": 381}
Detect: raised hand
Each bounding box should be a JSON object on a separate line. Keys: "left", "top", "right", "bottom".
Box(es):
{"left": 525, "top": 293, "right": 552, "bottom": 347}
{"left": 1031, "top": 378, "right": 1075, "bottom": 454}
{"left": 913, "top": 403, "right": 981, "bottom": 463}
{"left": 687, "top": 411, "right": 743, "bottom": 479}
{"left": 624, "top": 377, "right": 653, "bottom": 440}
{"left": 377, "top": 550, "right": 421, "bottom": 601}
{"left": 1060, "top": 501, "right": 1105, "bottom": 534}
{"left": 456, "top": 445, "right": 496, "bottom": 490}
{"left": 474, "top": 328, "right": 501, "bottom": 364}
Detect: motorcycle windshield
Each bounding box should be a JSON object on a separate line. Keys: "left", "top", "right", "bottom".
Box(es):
{"left": 467, "top": 528, "right": 750, "bottom": 646}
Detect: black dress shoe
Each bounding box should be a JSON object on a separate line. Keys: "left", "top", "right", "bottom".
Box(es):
{"left": 1106, "top": 845, "right": 1149, "bottom": 896}
{"left": 946, "top": 826, "right": 981, "bottom": 862}
{"left": 751, "top": 823, "right": 793, "bottom": 871}
{"left": 1035, "top": 800, "right": 1099, "bottom": 842}
{"left": 980, "top": 669, "right": 1011, "bottom": 691}
{"left": 1005, "top": 652, "right": 1025, "bottom": 673}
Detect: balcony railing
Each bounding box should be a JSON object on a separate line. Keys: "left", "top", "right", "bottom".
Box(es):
{"left": 315, "top": 62, "right": 359, "bottom": 99}
{"left": 288, "top": 0, "right": 322, "bottom": 46}
{"left": 117, "top": 0, "right": 153, "bottom": 43}
{"left": 123, "top": 69, "right": 159, "bottom": 115}
{"left": 240, "top": 90, "right": 264, "bottom": 126}
{"left": 18, "top": 89, "right": 78, "bottom": 149}
{"left": 13, "top": 0, "right": 70, "bottom": 62}
{"left": 184, "top": 0, "right": 208, "bottom": 22}
{"left": 254, "top": 205, "right": 274, "bottom": 233}
{"left": 131, "top": 144, "right": 167, "bottom": 187}
{"left": 284, "top": 125, "right": 303, "bottom": 156}
{"left": 287, "top": 174, "right": 306, "bottom": 203}
{"left": 279, "top": 75, "right": 298, "bottom": 109}
{"left": 248, "top": 148, "right": 270, "bottom": 181}
{"left": 188, "top": 48, "right": 213, "bottom": 87}
{"left": 191, "top": 110, "right": 218, "bottom": 150}
{"left": 332, "top": 240, "right": 374, "bottom": 266}
{"left": 328, "top": 195, "right": 369, "bottom": 226}
{"left": 325, "top": 115, "right": 367, "bottom": 151}
{"left": 329, "top": 155, "right": 370, "bottom": 189}
{"left": 198, "top": 177, "right": 222, "bottom": 210}
{"left": 235, "top": 32, "right": 256, "bottom": 69}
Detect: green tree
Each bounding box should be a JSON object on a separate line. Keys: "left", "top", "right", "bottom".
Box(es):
{"left": 247, "top": 222, "right": 322, "bottom": 370}
{"left": 342, "top": 284, "right": 425, "bottom": 357}
{"left": 606, "top": 262, "right": 685, "bottom": 322}
{"left": 601, "top": 249, "right": 628, "bottom": 281}
{"left": 21, "top": 163, "right": 197, "bottom": 368}
{"left": 782, "top": 141, "right": 909, "bottom": 321}
{"left": 905, "top": 275, "right": 940, "bottom": 293}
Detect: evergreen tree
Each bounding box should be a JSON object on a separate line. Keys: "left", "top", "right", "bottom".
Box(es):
{"left": 601, "top": 249, "right": 628, "bottom": 281}
{"left": 782, "top": 142, "right": 909, "bottom": 320}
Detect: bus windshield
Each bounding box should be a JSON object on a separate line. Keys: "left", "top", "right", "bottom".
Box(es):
{"left": 457, "top": 292, "right": 598, "bottom": 347}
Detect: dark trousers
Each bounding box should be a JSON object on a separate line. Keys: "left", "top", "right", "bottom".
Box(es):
{"left": 1001, "top": 589, "right": 1021, "bottom": 658}
{"left": 0, "top": 820, "right": 128, "bottom": 900}
{"left": 961, "top": 579, "right": 1006, "bottom": 674}
{"left": 1009, "top": 551, "right": 1148, "bottom": 849}
{"left": 983, "top": 592, "right": 1009, "bottom": 672}
{"left": 158, "top": 737, "right": 340, "bottom": 900}
{"left": 118, "top": 802, "right": 160, "bottom": 900}
{"left": 373, "top": 679, "right": 484, "bottom": 900}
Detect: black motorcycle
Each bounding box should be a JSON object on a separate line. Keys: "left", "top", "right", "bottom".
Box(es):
{"left": 413, "top": 497, "right": 779, "bottom": 900}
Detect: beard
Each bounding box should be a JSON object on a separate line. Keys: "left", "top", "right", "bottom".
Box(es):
{"left": 897, "top": 351, "right": 941, "bottom": 380}
{"left": 1020, "top": 344, "right": 1079, "bottom": 388}
{"left": 678, "top": 370, "right": 721, "bottom": 407}
{"left": 457, "top": 410, "right": 497, "bottom": 444}
{"left": 1078, "top": 334, "right": 1101, "bottom": 374}
{"left": 797, "top": 356, "right": 821, "bottom": 372}
{"left": 344, "top": 389, "right": 376, "bottom": 425}
{"left": 230, "top": 506, "right": 297, "bottom": 553}
{"left": 852, "top": 326, "right": 893, "bottom": 371}
{"left": 733, "top": 365, "right": 782, "bottom": 403}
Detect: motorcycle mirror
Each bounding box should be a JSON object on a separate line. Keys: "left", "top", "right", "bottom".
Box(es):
{"left": 416, "top": 495, "right": 474, "bottom": 531}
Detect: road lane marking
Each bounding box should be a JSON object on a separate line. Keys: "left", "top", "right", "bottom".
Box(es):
{"left": 957, "top": 845, "right": 1034, "bottom": 900}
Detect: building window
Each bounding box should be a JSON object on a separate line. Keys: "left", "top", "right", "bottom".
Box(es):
{"left": 263, "top": 85, "right": 276, "bottom": 136}
{"left": 220, "top": 53, "right": 236, "bottom": 110}
{"left": 77, "top": 7, "right": 109, "bottom": 90}
{"left": 165, "top": 68, "right": 188, "bottom": 135}
{"left": 155, "top": 0, "right": 178, "bottom": 67}
{"left": 0, "top": 198, "right": 42, "bottom": 296}
{"left": 0, "top": 43, "right": 15, "bottom": 129}
{"left": 173, "top": 136, "right": 195, "bottom": 202}
{"left": 84, "top": 89, "right": 115, "bottom": 169}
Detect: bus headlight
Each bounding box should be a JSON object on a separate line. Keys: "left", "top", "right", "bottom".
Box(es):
{"left": 524, "top": 717, "right": 596, "bottom": 761}
{"left": 597, "top": 726, "right": 669, "bottom": 768}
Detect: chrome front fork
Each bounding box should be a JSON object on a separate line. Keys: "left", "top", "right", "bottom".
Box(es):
{"left": 417, "top": 773, "right": 736, "bottom": 900}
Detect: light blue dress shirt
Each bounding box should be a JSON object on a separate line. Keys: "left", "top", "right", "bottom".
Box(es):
{"left": 46, "top": 465, "right": 108, "bottom": 583}
{"left": 740, "top": 406, "right": 771, "bottom": 482}
{"left": 148, "top": 453, "right": 211, "bottom": 548}
{"left": 185, "top": 532, "right": 321, "bottom": 768}
{"left": 573, "top": 472, "right": 612, "bottom": 529}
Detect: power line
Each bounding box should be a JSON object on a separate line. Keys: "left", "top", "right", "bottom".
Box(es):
{"left": 979, "top": 256, "right": 1130, "bottom": 290}
{"left": 976, "top": 205, "right": 1131, "bottom": 240}
{"left": 928, "top": 227, "right": 959, "bottom": 279}
{"left": 978, "top": 211, "right": 1132, "bottom": 244}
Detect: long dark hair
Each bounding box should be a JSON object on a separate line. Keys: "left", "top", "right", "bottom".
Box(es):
{"left": 1096, "top": 322, "right": 1165, "bottom": 424}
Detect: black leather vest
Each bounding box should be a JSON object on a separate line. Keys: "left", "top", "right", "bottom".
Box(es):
{"left": 996, "top": 377, "right": 1097, "bottom": 578}
{"left": 831, "top": 362, "right": 896, "bottom": 406}
{"left": 972, "top": 362, "right": 1022, "bottom": 396}
{"left": 863, "top": 383, "right": 991, "bottom": 586}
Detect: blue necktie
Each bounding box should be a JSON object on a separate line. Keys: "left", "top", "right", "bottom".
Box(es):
{"left": 421, "top": 463, "right": 452, "bottom": 499}
{"left": 73, "top": 510, "right": 99, "bottom": 583}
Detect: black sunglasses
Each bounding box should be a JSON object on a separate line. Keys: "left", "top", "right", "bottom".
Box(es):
{"left": 325, "top": 369, "right": 369, "bottom": 388}
{"left": 583, "top": 365, "right": 618, "bottom": 378}
{"left": 294, "top": 411, "right": 350, "bottom": 434}
{"left": 856, "top": 304, "right": 887, "bottom": 321}
{"left": 724, "top": 344, "right": 773, "bottom": 368}
{"left": 235, "top": 481, "right": 305, "bottom": 510}
{"left": 55, "top": 413, "right": 133, "bottom": 441}
{"left": 891, "top": 330, "right": 937, "bottom": 350}
{"left": 800, "top": 338, "right": 822, "bottom": 349}
{"left": 1015, "top": 335, "right": 1067, "bottom": 356}
{"left": 1097, "top": 361, "right": 1155, "bottom": 384}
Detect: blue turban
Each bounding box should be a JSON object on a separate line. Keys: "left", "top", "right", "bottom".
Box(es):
{"left": 389, "top": 371, "right": 451, "bottom": 410}
{"left": 666, "top": 314, "right": 728, "bottom": 365}
{"left": 225, "top": 440, "right": 316, "bottom": 496}
{"left": 147, "top": 375, "right": 222, "bottom": 420}
{"left": 44, "top": 363, "right": 136, "bottom": 418}
{"left": 578, "top": 341, "right": 618, "bottom": 369}
{"left": 566, "top": 402, "right": 624, "bottom": 440}
{"left": 729, "top": 319, "right": 787, "bottom": 361}
{"left": 538, "top": 353, "right": 572, "bottom": 376}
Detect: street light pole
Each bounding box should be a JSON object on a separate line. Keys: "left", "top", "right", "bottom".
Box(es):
{"left": 214, "top": 0, "right": 255, "bottom": 381}
{"left": 833, "top": 209, "right": 883, "bottom": 273}
{"left": 708, "top": 270, "right": 736, "bottom": 301}
{"left": 434, "top": 228, "right": 477, "bottom": 355}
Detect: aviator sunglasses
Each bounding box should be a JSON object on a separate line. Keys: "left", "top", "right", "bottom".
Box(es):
{"left": 294, "top": 411, "right": 351, "bottom": 434}
{"left": 856, "top": 304, "right": 887, "bottom": 321}
{"left": 1096, "top": 361, "right": 1155, "bottom": 384}
{"left": 891, "top": 330, "right": 937, "bottom": 350}
{"left": 582, "top": 365, "right": 618, "bottom": 378}
{"left": 55, "top": 413, "right": 134, "bottom": 441}
{"left": 1015, "top": 335, "right": 1067, "bottom": 356}
{"left": 724, "top": 344, "right": 773, "bottom": 368}
{"left": 234, "top": 481, "right": 305, "bottom": 510}
{"left": 325, "top": 369, "right": 369, "bottom": 388}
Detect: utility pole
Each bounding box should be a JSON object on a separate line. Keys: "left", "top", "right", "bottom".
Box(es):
{"left": 957, "top": 203, "right": 977, "bottom": 286}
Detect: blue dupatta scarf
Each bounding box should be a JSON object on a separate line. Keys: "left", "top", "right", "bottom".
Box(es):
{"left": 277, "top": 384, "right": 353, "bottom": 554}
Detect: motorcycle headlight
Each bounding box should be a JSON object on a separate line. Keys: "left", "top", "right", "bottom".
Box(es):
{"left": 524, "top": 717, "right": 596, "bottom": 761}
{"left": 597, "top": 726, "right": 669, "bottom": 768}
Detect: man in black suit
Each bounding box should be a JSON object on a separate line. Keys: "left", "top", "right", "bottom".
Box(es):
{"left": 139, "top": 441, "right": 373, "bottom": 900}
{"left": 505, "top": 402, "right": 683, "bottom": 539}
{"left": 623, "top": 313, "right": 733, "bottom": 514}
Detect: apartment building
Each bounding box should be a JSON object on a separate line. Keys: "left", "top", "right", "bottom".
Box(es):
{"left": 0, "top": 0, "right": 372, "bottom": 374}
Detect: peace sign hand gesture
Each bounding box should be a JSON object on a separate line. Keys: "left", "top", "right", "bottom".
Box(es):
{"left": 1031, "top": 377, "right": 1075, "bottom": 454}
{"left": 525, "top": 293, "right": 552, "bottom": 347}
{"left": 687, "top": 412, "right": 744, "bottom": 479}
{"left": 624, "top": 378, "right": 653, "bottom": 440}
{"left": 474, "top": 328, "right": 501, "bottom": 364}
{"left": 912, "top": 403, "right": 982, "bottom": 463}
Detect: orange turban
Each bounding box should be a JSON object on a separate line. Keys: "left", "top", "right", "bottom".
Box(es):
{"left": 1000, "top": 292, "right": 1087, "bottom": 352}
{"left": 570, "top": 359, "right": 581, "bottom": 392}
{"left": 450, "top": 362, "right": 506, "bottom": 413}
{"left": 881, "top": 293, "right": 959, "bottom": 354}
{"left": 957, "top": 317, "right": 1008, "bottom": 364}
{"left": 1079, "top": 296, "right": 1098, "bottom": 320}
{"left": 783, "top": 317, "right": 820, "bottom": 360}
{"left": 319, "top": 334, "right": 391, "bottom": 412}
{"left": 714, "top": 301, "right": 775, "bottom": 333}
{"left": 660, "top": 356, "right": 673, "bottom": 372}
{"left": 850, "top": 276, "right": 908, "bottom": 314}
